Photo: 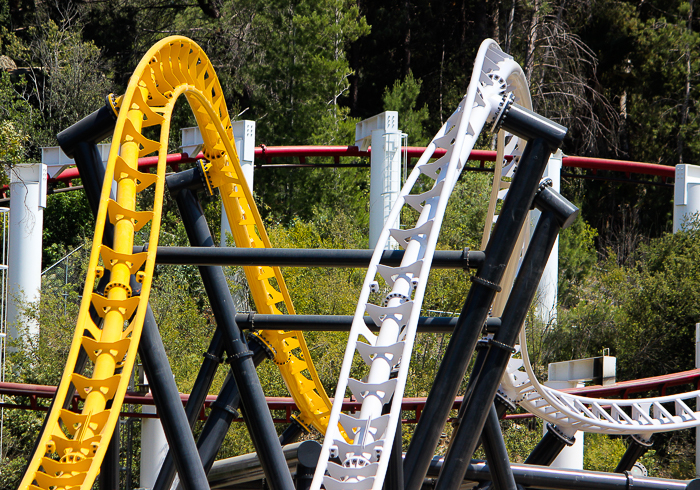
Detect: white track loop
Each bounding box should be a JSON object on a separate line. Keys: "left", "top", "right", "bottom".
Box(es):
{"left": 500, "top": 329, "right": 700, "bottom": 438}
{"left": 311, "top": 39, "right": 523, "bottom": 490}
{"left": 488, "top": 56, "right": 700, "bottom": 438}
{"left": 480, "top": 63, "right": 532, "bottom": 317}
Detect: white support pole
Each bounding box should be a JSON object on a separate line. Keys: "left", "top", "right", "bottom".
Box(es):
{"left": 531, "top": 149, "right": 562, "bottom": 325}
{"left": 221, "top": 120, "right": 256, "bottom": 246}
{"left": 673, "top": 164, "right": 700, "bottom": 233}
{"left": 180, "top": 124, "right": 256, "bottom": 247}
{"left": 356, "top": 111, "right": 402, "bottom": 250}
{"left": 696, "top": 323, "right": 700, "bottom": 478}
{"left": 140, "top": 376, "right": 168, "bottom": 490}
{"left": 6, "top": 163, "right": 47, "bottom": 342}
{"left": 545, "top": 378, "right": 584, "bottom": 470}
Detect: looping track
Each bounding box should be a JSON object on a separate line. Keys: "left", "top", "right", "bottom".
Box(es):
{"left": 312, "top": 39, "right": 529, "bottom": 490}
{"left": 20, "top": 36, "right": 333, "bottom": 490}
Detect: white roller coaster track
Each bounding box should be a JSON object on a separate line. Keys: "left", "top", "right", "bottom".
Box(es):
{"left": 500, "top": 333, "right": 700, "bottom": 439}
{"left": 311, "top": 39, "right": 530, "bottom": 490}
{"left": 487, "top": 53, "right": 700, "bottom": 441}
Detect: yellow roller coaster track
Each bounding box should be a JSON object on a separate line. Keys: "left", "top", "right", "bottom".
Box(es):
{"left": 20, "top": 35, "right": 333, "bottom": 490}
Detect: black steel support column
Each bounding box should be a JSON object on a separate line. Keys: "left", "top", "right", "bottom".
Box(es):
{"left": 403, "top": 125, "right": 565, "bottom": 490}
{"left": 99, "top": 424, "right": 121, "bottom": 490}
{"left": 615, "top": 434, "right": 653, "bottom": 473}
{"left": 154, "top": 338, "right": 267, "bottom": 490}
{"left": 434, "top": 185, "right": 578, "bottom": 490}
{"left": 139, "top": 306, "right": 212, "bottom": 490}
{"left": 278, "top": 418, "right": 306, "bottom": 446}
{"left": 195, "top": 341, "right": 270, "bottom": 476}
{"left": 295, "top": 441, "right": 322, "bottom": 490}
{"left": 168, "top": 170, "right": 294, "bottom": 490}
{"left": 479, "top": 404, "right": 516, "bottom": 490}
{"left": 524, "top": 423, "right": 575, "bottom": 466}
{"left": 58, "top": 103, "right": 211, "bottom": 490}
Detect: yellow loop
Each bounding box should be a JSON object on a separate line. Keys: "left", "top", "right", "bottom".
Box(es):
{"left": 20, "top": 36, "right": 338, "bottom": 490}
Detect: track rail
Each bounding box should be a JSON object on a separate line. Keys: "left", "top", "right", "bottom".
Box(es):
{"left": 501, "top": 335, "right": 700, "bottom": 438}
{"left": 20, "top": 36, "right": 333, "bottom": 490}
{"left": 312, "top": 40, "right": 528, "bottom": 490}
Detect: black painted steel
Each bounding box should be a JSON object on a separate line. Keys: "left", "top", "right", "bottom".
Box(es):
{"left": 207, "top": 441, "right": 322, "bottom": 490}
{"left": 139, "top": 246, "right": 485, "bottom": 270}
{"left": 99, "top": 424, "right": 121, "bottom": 490}
{"left": 154, "top": 339, "right": 268, "bottom": 490}
{"left": 206, "top": 442, "right": 688, "bottom": 490}
{"left": 56, "top": 101, "right": 117, "bottom": 159}
{"left": 140, "top": 306, "right": 212, "bottom": 490}
{"left": 524, "top": 423, "right": 575, "bottom": 466}
{"left": 169, "top": 172, "right": 294, "bottom": 490}
{"left": 403, "top": 137, "right": 563, "bottom": 490}
{"left": 615, "top": 434, "right": 653, "bottom": 473}
{"left": 427, "top": 459, "right": 689, "bottom": 490}
{"left": 195, "top": 342, "right": 270, "bottom": 477}
{"left": 434, "top": 188, "right": 578, "bottom": 490}
{"left": 233, "top": 313, "right": 501, "bottom": 333}
{"left": 498, "top": 103, "right": 568, "bottom": 150}
{"left": 479, "top": 404, "right": 517, "bottom": 490}
{"left": 295, "top": 441, "right": 322, "bottom": 490}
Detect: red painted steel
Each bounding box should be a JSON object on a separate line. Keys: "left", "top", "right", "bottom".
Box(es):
{"left": 4, "top": 369, "right": 699, "bottom": 422}
{"left": 43, "top": 146, "right": 672, "bottom": 185}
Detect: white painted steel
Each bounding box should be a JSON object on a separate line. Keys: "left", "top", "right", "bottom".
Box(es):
{"left": 531, "top": 150, "right": 562, "bottom": 325}
{"left": 141, "top": 388, "right": 169, "bottom": 489}
{"left": 696, "top": 323, "right": 700, "bottom": 478}
{"left": 361, "top": 112, "right": 402, "bottom": 250}
{"left": 673, "top": 164, "right": 700, "bottom": 232}
{"left": 6, "top": 163, "right": 47, "bottom": 341}
{"left": 180, "top": 123, "right": 256, "bottom": 247}
{"left": 221, "top": 120, "right": 256, "bottom": 246}
{"left": 312, "top": 39, "right": 526, "bottom": 490}
{"left": 41, "top": 144, "right": 110, "bottom": 178}
{"left": 501, "top": 331, "right": 700, "bottom": 436}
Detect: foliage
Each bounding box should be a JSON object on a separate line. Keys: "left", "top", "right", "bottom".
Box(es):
{"left": 558, "top": 214, "right": 598, "bottom": 307}
{"left": 382, "top": 70, "right": 431, "bottom": 147}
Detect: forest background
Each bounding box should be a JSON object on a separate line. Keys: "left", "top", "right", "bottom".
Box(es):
{"left": 1, "top": 0, "right": 700, "bottom": 487}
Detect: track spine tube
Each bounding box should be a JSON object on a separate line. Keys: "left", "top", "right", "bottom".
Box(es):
{"left": 402, "top": 138, "right": 559, "bottom": 490}
{"left": 434, "top": 187, "right": 578, "bottom": 490}
{"left": 168, "top": 178, "right": 295, "bottom": 490}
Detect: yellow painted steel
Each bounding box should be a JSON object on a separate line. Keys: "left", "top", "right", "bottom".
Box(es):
{"left": 20, "top": 36, "right": 335, "bottom": 490}
{"left": 206, "top": 163, "right": 334, "bottom": 435}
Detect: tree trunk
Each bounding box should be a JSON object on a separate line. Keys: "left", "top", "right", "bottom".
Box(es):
{"left": 525, "top": 0, "right": 540, "bottom": 84}
{"left": 403, "top": 0, "right": 411, "bottom": 77}
{"left": 678, "top": 0, "right": 694, "bottom": 164}
{"left": 505, "top": 0, "right": 516, "bottom": 53}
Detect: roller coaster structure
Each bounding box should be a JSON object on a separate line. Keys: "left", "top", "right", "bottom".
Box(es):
{"left": 13, "top": 35, "right": 700, "bottom": 490}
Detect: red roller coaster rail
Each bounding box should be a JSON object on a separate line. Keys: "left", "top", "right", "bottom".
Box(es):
{"left": 2, "top": 368, "right": 698, "bottom": 423}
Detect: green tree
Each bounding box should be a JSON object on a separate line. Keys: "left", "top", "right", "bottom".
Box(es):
{"left": 382, "top": 70, "right": 430, "bottom": 147}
